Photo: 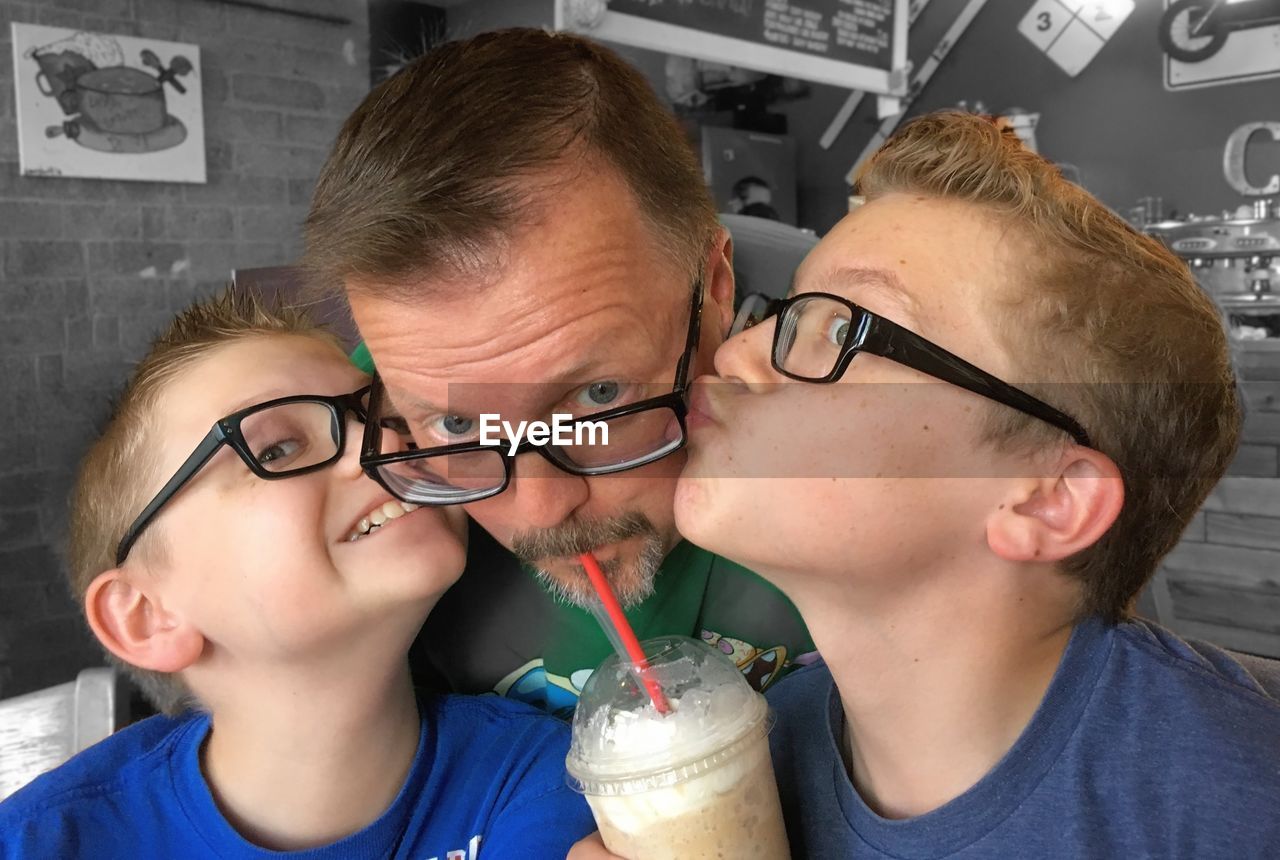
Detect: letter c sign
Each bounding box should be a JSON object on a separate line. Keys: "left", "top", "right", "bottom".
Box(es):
{"left": 1224, "top": 122, "right": 1280, "bottom": 196}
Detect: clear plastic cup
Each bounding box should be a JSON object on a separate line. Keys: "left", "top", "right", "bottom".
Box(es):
{"left": 566, "top": 635, "right": 790, "bottom": 859}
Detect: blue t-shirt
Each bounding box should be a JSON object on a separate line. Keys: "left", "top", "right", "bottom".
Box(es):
{"left": 767, "top": 617, "right": 1280, "bottom": 858}
{"left": 0, "top": 694, "right": 594, "bottom": 859}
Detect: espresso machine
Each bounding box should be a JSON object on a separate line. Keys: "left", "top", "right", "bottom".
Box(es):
{"left": 1145, "top": 201, "right": 1280, "bottom": 339}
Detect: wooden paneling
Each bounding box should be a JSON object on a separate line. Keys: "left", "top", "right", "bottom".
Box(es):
{"left": 1173, "top": 619, "right": 1280, "bottom": 659}
{"left": 1241, "top": 411, "right": 1280, "bottom": 447}
{"left": 1163, "top": 542, "right": 1280, "bottom": 592}
{"left": 1168, "top": 578, "right": 1280, "bottom": 635}
{"left": 1205, "top": 513, "right": 1280, "bottom": 553}
{"left": 1242, "top": 381, "right": 1280, "bottom": 412}
{"left": 1226, "top": 444, "right": 1278, "bottom": 478}
{"left": 1237, "top": 346, "right": 1280, "bottom": 382}
{"left": 1201, "top": 477, "right": 1280, "bottom": 518}
{"left": 1182, "top": 511, "right": 1207, "bottom": 543}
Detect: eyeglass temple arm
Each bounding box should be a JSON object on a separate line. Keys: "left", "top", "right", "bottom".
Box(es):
{"left": 115, "top": 427, "right": 229, "bottom": 566}
{"left": 864, "top": 317, "right": 1093, "bottom": 448}
{"left": 673, "top": 283, "right": 706, "bottom": 393}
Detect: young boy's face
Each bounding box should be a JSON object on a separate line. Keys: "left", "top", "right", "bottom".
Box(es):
{"left": 676, "top": 193, "right": 1040, "bottom": 589}
{"left": 141, "top": 334, "right": 467, "bottom": 665}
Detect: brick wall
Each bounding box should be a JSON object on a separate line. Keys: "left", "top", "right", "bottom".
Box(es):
{"left": 0, "top": 0, "right": 369, "bottom": 699}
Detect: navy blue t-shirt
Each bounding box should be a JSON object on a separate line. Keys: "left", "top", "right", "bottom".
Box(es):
{"left": 0, "top": 694, "right": 594, "bottom": 859}
{"left": 767, "top": 617, "right": 1280, "bottom": 858}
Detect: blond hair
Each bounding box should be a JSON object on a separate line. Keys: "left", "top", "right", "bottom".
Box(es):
{"left": 68, "top": 287, "right": 336, "bottom": 714}
{"left": 856, "top": 111, "right": 1240, "bottom": 623}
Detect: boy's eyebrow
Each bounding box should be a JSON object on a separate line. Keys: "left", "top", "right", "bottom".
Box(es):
{"left": 823, "top": 266, "right": 921, "bottom": 320}
{"left": 224, "top": 388, "right": 292, "bottom": 415}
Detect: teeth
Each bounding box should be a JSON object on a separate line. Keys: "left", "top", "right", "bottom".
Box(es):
{"left": 347, "top": 500, "right": 420, "bottom": 543}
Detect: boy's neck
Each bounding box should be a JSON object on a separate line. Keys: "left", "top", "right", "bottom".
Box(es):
{"left": 786, "top": 562, "right": 1079, "bottom": 821}
{"left": 199, "top": 657, "right": 422, "bottom": 851}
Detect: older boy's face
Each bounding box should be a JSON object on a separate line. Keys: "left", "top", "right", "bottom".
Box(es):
{"left": 143, "top": 335, "right": 466, "bottom": 662}
{"left": 676, "top": 193, "right": 1031, "bottom": 588}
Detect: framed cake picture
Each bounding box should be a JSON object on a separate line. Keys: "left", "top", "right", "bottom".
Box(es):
{"left": 11, "top": 23, "right": 205, "bottom": 182}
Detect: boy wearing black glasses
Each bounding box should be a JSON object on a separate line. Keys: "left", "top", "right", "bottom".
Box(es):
{"left": 666, "top": 112, "right": 1280, "bottom": 858}
{"left": 0, "top": 290, "right": 593, "bottom": 858}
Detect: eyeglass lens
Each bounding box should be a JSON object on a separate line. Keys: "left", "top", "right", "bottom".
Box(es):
{"left": 776, "top": 295, "right": 856, "bottom": 380}
{"left": 240, "top": 400, "right": 344, "bottom": 474}
{"left": 368, "top": 401, "right": 686, "bottom": 502}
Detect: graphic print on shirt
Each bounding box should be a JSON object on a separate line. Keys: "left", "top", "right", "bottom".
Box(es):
{"left": 431, "top": 834, "right": 481, "bottom": 860}
{"left": 493, "top": 631, "right": 814, "bottom": 719}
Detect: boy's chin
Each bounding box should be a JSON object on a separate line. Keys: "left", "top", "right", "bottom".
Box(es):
{"left": 673, "top": 477, "right": 752, "bottom": 564}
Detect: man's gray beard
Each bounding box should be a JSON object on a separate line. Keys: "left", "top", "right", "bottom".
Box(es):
{"left": 512, "top": 511, "right": 666, "bottom": 609}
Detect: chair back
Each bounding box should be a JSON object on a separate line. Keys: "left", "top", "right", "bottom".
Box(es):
{"left": 0, "top": 667, "right": 123, "bottom": 800}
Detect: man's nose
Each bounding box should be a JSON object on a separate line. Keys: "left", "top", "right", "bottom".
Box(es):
{"left": 503, "top": 454, "right": 590, "bottom": 530}
{"left": 714, "top": 318, "right": 779, "bottom": 389}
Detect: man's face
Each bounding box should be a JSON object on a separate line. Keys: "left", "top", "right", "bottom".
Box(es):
{"left": 349, "top": 166, "right": 733, "bottom": 605}
{"left": 676, "top": 193, "right": 1035, "bottom": 593}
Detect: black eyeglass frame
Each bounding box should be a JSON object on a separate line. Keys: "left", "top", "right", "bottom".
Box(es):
{"left": 748, "top": 292, "right": 1092, "bottom": 448}
{"left": 359, "top": 280, "right": 705, "bottom": 505}
{"left": 115, "top": 386, "right": 372, "bottom": 566}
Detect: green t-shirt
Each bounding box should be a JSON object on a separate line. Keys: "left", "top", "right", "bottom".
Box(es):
{"left": 410, "top": 520, "right": 816, "bottom": 719}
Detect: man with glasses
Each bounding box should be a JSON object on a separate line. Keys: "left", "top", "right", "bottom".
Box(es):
{"left": 304, "top": 29, "right": 814, "bottom": 716}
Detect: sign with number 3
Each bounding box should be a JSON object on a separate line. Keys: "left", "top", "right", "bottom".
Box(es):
{"left": 1018, "top": 0, "right": 1134, "bottom": 77}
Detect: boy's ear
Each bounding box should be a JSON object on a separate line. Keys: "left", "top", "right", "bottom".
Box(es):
{"left": 986, "top": 449, "right": 1124, "bottom": 565}
{"left": 705, "top": 226, "right": 736, "bottom": 339}
{"left": 84, "top": 570, "right": 204, "bottom": 674}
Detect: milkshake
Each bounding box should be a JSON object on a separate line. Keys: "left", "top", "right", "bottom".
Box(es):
{"left": 566, "top": 636, "right": 790, "bottom": 860}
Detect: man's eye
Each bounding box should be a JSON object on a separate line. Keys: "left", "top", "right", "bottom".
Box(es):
{"left": 430, "top": 414, "right": 476, "bottom": 440}
{"left": 257, "top": 438, "right": 304, "bottom": 466}
{"left": 825, "top": 316, "right": 850, "bottom": 346}
{"left": 578, "top": 381, "right": 621, "bottom": 408}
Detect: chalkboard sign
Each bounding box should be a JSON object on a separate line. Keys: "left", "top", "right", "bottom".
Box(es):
{"left": 556, "top": 0, "right": 908, "bottom": 94}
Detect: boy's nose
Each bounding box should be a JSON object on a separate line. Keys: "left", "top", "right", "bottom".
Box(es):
{"left": 334, "top": 414, "right": 372, "bottom": 478}
{"left": 714, "top": 318, "right": 780, "bottom": 389}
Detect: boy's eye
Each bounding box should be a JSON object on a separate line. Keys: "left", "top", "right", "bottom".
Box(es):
{"left": 825, "top": 316, "right": 850, "bottom": 346}
{"left": 257, "top": 438, "right": 305, "bottom": 467}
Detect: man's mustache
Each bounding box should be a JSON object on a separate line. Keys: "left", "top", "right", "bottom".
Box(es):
{"left": 511, "top": 512, "right": 657, "bottom": 562}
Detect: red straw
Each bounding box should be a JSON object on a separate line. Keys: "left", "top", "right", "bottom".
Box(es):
{"left": 579, "top": 551, "right": 670, "bottom": 714}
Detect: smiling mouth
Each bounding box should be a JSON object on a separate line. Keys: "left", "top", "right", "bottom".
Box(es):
{"left": 347, "top": 500, "right": 421, "bottom": 542}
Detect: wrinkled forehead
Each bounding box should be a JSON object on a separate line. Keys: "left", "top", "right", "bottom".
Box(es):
{"left": 362, "top": 279, "right": 694, "bottom": 417}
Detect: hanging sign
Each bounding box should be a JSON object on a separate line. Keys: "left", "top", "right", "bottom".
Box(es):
{"left": 556, "top": 0, "right": 910, "bottom": 95}
{"left": 1161, "top": 0, "right": 1280, "bottom": 91}
{"left": 1018, "top": 0, "right": 1134, "bottom": 78}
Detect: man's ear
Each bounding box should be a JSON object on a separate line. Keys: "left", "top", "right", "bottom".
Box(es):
{"left": 986, "top": 448, "right": 1124, "bottom": 564}
{"left": 704, "top": 226, "right": 736, "bottom": 339}
{"left": 84, "top": 570, "right": 204, "bottom": 674}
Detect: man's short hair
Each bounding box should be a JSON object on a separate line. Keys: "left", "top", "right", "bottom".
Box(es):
{"left": 67, "top": 289, "right": 336, "bottom": 715}
{"left": 303, "top": 28, "right": 719, "bottom": 302}
{"left": 856, "top": 111, "right": 1240, "bottom": 623}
